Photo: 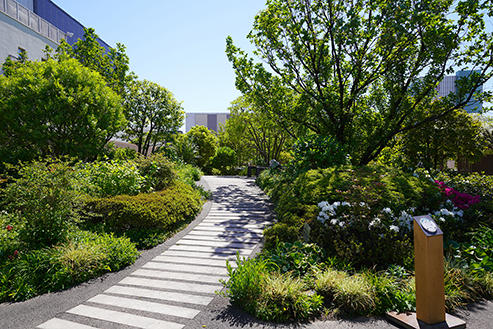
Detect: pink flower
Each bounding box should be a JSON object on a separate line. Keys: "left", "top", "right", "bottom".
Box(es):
{"left": 13, "top": 250, "right": 18, "bottom": 257}
{"left": 6, "top": 225, "right": 12, "bottom": 231}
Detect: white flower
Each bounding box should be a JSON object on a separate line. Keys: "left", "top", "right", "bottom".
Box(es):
{"left": 318, "top": 201, "right": 329, "bottom": 208}
{"left": 438, "top": 217, "right": 446, "bottom": 222}
{"left": 332, "top": 201, "right": 341, "bottom": 208}
{"left": 389, "top": 225, "right": 400, "bottom": 232}
{"left": 446, "top": 199, "right": 453, "bottom": 205}
{"left": 330, "top": 219, "right": 338, "bottom": 225}
{"left": 369, "top": 218, "right": 381, "bottom": 229}
{"left": 440, "top": 208, "right": 454, "bottom": 217}
{"left": 359, "top": 202, "right": 367, "bottom": 207}
{"left": 338, "top": 221, "right": 346, "bottom": 227}
{"left": 456, "top": 210, "right": 464, "bottom": 217}
{"left": 382, "top": 207, "right": 393, "bottom": 215}
{"left": 317, "top": 215, "right": 326, "bottom": 224}
{"left": 341, "top": 202, "right": 351, "bottom": 207}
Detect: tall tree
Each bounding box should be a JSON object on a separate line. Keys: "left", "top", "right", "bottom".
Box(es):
{"left": 226, "top": 0, "right": 493, "bottom": 165}
{"left": 224, "top": 97, "right": 290, "bottom": 165}
{"left": 123, "top": 79, "right": 184, "bottom": 155}
{"left": 54, "top": 28, "right": 130, "bottom": 96}
{"left": 0, "top": 58, "right": 125, "bottom": 163}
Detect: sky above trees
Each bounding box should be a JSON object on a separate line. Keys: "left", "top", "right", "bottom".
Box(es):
{"left": 53, "top": 0, "right": 266, "bottom": 113}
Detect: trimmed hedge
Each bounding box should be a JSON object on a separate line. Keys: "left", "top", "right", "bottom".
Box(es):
{"left": 86, "top": 181, "right": 202, "bottom": 232}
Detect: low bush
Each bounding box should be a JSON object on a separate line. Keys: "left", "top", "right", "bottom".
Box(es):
{"left": 221, "top": 255, "right": 322, "bottom": 322}
{"left": 0, "top": 230, "right": 138, "bottom": 302}
{"left": 135, "top": 154, "right": 177, "bottom": 191}
{"left": 2, "top": 160, "right": 85, "bottom": 247}
{"left": 176, "top": 163, "right": 203, "bottom": 186}
{"left": 85, "top": 181, "right": 202, "bottom": 232}
{"left": 261, "top": 242, "right": 324, "bottom": 277}
{"left": 259, "top": 166, "right": 441, "bottom": 268}
{"left": 0, "top": 211, "right": 22, "bottom": 263}
{"left": 210, "top": 146, "right": 237, "bottom": 175}
{"left": 77, "top": 160, "right": 146, "bottom": 197}
{"left": 315, "top": 269, "right": 376, "bottom": 315}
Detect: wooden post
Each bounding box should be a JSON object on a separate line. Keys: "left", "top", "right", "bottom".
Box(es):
{"left": 386, "top": 215, "right": 466, "bottom": 329}
{"left": 414, "top": 216, "right": 445, "bottom": 324}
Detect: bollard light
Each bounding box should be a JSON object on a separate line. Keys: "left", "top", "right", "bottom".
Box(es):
{"left": 386, "top": 215, "right": 466, "bottom": 329}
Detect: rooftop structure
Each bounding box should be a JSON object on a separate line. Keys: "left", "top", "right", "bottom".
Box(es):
{"left": 186, "top": 112, "right": 230, "bottom": 133}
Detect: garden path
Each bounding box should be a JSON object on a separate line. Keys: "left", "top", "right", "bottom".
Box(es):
{"left": 34, "top": 176, "right": 272, "bottom": 329}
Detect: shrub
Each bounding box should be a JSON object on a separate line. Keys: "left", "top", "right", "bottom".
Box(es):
{"left": 187, "top": 125, "right": 218, "bottom": 169}
{"left": 221, "top": 255, "right": 270, "bottom": 315}
{"left": 77, "top": 160, "right": 146, "bottom": 197}
{"left": 210, "top": 146, "right": 237, "bottom": 174}
{"left": 221, "top": 255, "right": 322, "bottom": 322}
{"left": 0, "top": 230, "right": 137, "bottom": 302}
{"left": 2, "top": 160, "right": 85, "bottom": 247}
{"left": 135, "top": 154, "right": 177, "bottom": 191}
{"left": 0, "top": 211, "right": 23, "bottom": 263}
{"left": 176, "top": 163, "right": 203, "bottom": 186}
{"left": 449, "top": 226, "right": 493, "bottom": 274}
{"left": 367, "top": 271, "right": 415, "bottom": 314}
{"left": 259, "top": 166, "right": 441, "bottom": 268}
{"left": 85, "top": 181, "right": 202, "bottom": 232}
{"left": 261, "top": 242, "right": 324, "bottom": 277}
{"left": 255, "top": 272, "right": 323, "bottom": 322}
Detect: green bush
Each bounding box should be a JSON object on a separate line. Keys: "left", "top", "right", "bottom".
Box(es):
{"left": 0, "top": 230, "right": 138, "bottom": 302}
{"left": 261, "top": 241, "right": 323, "bottom": 277}
{"left": 77, "top": 160, "right": 146, "bottom": 197}
{"left": 85, "top": 181, "right": 202, "bottom": 232}
{"left": 210, "top": 146, "right": 237, "bottom": 174}
{"left": 221, "top": 255, "right": 322, "bottom": 322}
{"left": 135, "top": 154, "right": 177, "bottom": 191}
{"left": 2, "top": 160, "right": 85, "bottom": 247}
{"left": 0, "top": 211, "right": 23, "bottom": 263}
{"left": 258, "top": 166, "right": 441, "bottom": 268}
{"left": 176, "top": 163, "right": 203, "bottom": 186}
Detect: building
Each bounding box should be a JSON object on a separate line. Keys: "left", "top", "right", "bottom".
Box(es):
{"left": 1, "top": 0, "right": 109, "bottom": 69}
{"left": 436, "top": 70, "right": 483, "bottom": 113}
{"left": 186, "top": 112, "right": 230, "bottom": 133}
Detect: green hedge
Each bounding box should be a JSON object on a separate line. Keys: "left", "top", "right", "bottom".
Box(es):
{"left": 86, "top": 181, "right": 202, "bottom": 232}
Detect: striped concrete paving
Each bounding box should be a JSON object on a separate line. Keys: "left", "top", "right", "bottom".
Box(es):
{"left": 36, "top": 176, "right": 272, "bottom": 329}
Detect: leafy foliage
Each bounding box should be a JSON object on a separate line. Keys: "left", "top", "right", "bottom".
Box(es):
{"left": 186, "top": 125, "right": 218, "bottom": 169}
{"left": 2, "top": 160, "right": 85, "bottom": 247}
{"left": 135, "top": 154, "right": 177, "bottom": 191}
{"left": 85, "top": 181, "right": 202, "bottom": 231}
{"left": 0, "top": 231, "right": 137, "bottom": 302}
{"left": 210, "top": 146, "right": 237, "bottom": 174}
{"left": 226, "top": 0, "right": 493, "bottom": 165}
{"left": 0, "top": 58, "right": 125, "bottom": 164}
{"left": 261, "top": 242, "right": 323, "bottom": 277}
{"left": 123, "top": 79, "right": 184, "bottom": 155}
{"left": 292, "top": 135, "right": 350, "bottom": 171}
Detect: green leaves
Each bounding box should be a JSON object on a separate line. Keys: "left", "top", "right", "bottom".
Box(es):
{"left": 0, "top": 58, "right": 125, "bottom": 164}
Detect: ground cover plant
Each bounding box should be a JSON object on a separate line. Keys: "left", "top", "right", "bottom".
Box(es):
{"left": 0, "top": 156, "right": 204, "bottom": 302}
{"left": 220, "top": 165, "right": 493, "bottom": 322}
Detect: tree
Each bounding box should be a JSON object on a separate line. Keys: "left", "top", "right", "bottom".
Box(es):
{"left": 223, "top": 96, "right": 290, "bottom": 165}
{"left": 0, "top": 58, "right": 125, "bottom": 163}
{"left": 54, "top": 28, "right": 130, "bottom": 96}
{"left": 123, "top": 79, "right": 184, "bottom": 155}
{"left": 399, "top": 110, "right": 485, "bottom": 170}
{"left": 187, "top": 126, "right": 218, "bottom": 169}
{"left": 226, "top": 0, "right": 493, "bottom": 165}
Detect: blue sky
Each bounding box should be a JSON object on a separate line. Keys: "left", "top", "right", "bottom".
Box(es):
{"left": 53, "top": 0, "right": 266, "bottom": 114}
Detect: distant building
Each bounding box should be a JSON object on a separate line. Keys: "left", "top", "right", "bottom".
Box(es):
{"left": 186, "top": 112, "right": 230, "bottom": 133}
{"left": 1, "top": 0, "right": 109, "bottom": 71}
{"left": 436, "top": 70, "right": 483, "bottom": 113}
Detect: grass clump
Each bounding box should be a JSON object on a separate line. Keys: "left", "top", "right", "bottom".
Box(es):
{"left": 314, "top": 269, "right": 375, "bottom": 315}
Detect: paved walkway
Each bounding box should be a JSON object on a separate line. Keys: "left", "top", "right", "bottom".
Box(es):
{"left": 35, "top": 176, "right": 272, "bottom": 329}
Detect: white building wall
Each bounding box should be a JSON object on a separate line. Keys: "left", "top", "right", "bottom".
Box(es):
{"left": 185, "top": 113, "right": 230, "bottom": 132}
{"left": 0, "top": 9, "right": 58, "bottom": 68}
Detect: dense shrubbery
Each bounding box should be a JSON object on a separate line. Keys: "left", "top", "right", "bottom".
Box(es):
{"left": 85, "top": 181, "right": 202, "bottom": 232}
{"left": 0, "top": 230, "right": 137, "bottom": 302}
{"left": 226, "top": 165, "right": 493, "bottom": 321}
{"left": 258, "top": 166, "right": 441, "bottom": 268}
{"left": 0, "top": 157, "right": 204, "bottom": 302}
{"left": 210, "top": 146, "right": 237, "bottom": 175}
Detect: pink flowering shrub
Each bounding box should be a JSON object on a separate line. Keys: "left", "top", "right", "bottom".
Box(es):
{"left": 435, "top": 181, "right": 480, "bottom": 210}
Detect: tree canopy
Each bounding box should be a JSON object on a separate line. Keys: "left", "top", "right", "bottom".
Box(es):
{"left": 123, "top": 79, "right": 184, "bottom": 155}
{"left": 226, "top": 0, "right": 493, "bottom": 165}
{"left": 0, "top": 58, "right": 125, "bottom": 163}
